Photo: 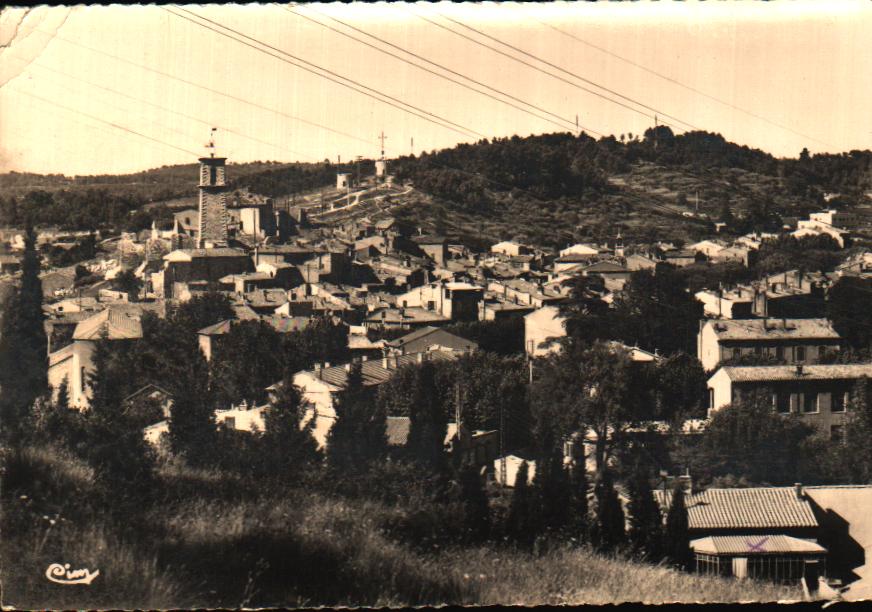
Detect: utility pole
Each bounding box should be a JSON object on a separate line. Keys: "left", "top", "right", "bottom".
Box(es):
{"left": 355, "top": 155, "right": 362, "bottom": 188}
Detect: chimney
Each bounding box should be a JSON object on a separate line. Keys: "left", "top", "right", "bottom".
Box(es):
{"left": 382, "top": 357, "right": 389, "bottom": 369}
{"left": 361, "top": 355, "right": 368, "bottom": 362}
{"left": 324, "top": 361, "right": 330, "bottom": 369}
{"left": 344, "top": 363, "right": 352, "bottom": 372}
{"left": 794, "top": 483, "right": 804, "bottom": 500}
{"left": 417, "top": 352, "right": 424, "bottom": 364}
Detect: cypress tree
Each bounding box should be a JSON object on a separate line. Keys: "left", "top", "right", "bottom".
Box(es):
{"left": 458, "top": 463, "right": 491, "bottom": 542}
{"left": 327, "top": 361, "right": 387, "bottom": 472}
{"left": 168, "top": 343, "right": 215, "bottom": 465}
{"left": 534, "top": 444, "right": 571, "bottom": 540}
{"left": 406, "top": 360, "right": 447, "bottom": 470}
{"left": 568, "top": 459, "right": 590, "bottom": 545}
{"left": 55, "top": 377, "right": 70, "bottom": 412}
{"left": 506, "top": 460, "right": 535, "bottom": 548}
{"left": 665, "top": 484, "right": 692, "bottom": 569}
{"left": 626, "top": 466, "right": 664, "bottom": 561}
{"left": 262, "top": 373, "right": 319, "bottom": 480}
{"left": 0, "top": 223, "right": 47, "bottom": 441}
{"left": 593, "top": 468, "right": 626, "bottom": 552}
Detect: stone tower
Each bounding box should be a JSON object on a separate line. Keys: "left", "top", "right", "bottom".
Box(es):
{"left": 197, "top": 154, "right": 229, "bottom": 249}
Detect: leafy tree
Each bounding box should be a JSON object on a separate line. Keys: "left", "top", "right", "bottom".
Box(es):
{"left": 457, "top": 464, "right": 491, "bottom": 542}
{"left": 210, "top": 320, "right": 284, "bottom": 407}
{"left": 0, "top": 224, "right": 47, "bottom": 441}
{"left": 827, "top": 277, "right": 872, "bottom": 350}
{"left": 611, "top": 266, "right": 704, "bottom": 355}
{"left": 654, "top": 352, "right": 707, "bottom": 422}
{"left": 327, "top": 361, "right": 387, "bottom": 473}
{"left": 592, "top": 468, "right": 626, "bottom": 552}
{"left": 531, "top": 340, "right": 652, "bottom": 472}
{"left": 167, "top": 339, "right": 214, "bottom": 465}
{"left": 690, "top": 391, "right": 815, "bottom": 485}
{"left": 111, "top": 269, "right": 142, "bottom": 300}
{"left": 259, "top": 373, "right": 320, "bottom": 481}
{"left": 531, "top": 443, "right": 572, "bottom": 543}
{"left": 664, "top": 484, "right": 692, "bottom": 569}
{"left": 281, "top": 316, "right": 350, "bottom": 376}
{"left": 626, "top": 465, "right": 664, "bottom": 560}
{"left": 505, "top": 460, "right": 536, "bottom": 547}
{"left": 406, "top": 360, "right": 448, "bottom": 470}
{"left": 567, "top": 460, "right": 590, "bottom": 544}
{"left": 171, "top": 291, "right": 235, "bottom": 335}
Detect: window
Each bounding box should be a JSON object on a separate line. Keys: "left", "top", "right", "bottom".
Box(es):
{"left": 832, "top": 391, "right": 848, "bottom": 412}
{"left": 427, "top": 300, "right": 436, "bottom": 311}
{"left": 796, "top": 346, "right": 806, "bottom": 362}
{"left": 708, "top": 388, "right": 715, "bottom": 410}
{"left": 818, "top": 346, "right": 828, "bottom": 360}
{"left": 210, "top": 165, "right": 217, "bottom": 185}
{"left": 802, "top": 393, "right": 818, "bottom": 413}
{"left": 754, "top": 346, "right": 763, "bottom": 356}
{"left": 732, "top": 347, "right": 741, "bottom": 360}
{"left": 80, "top": 366, "right": 87, "bottom": 394}
{"left": 775, "top": 393, "right": 791, "bottom": 414}
{"left": 185, "top": 217, "right": 191, "bottom": 225}
{"left": 776, "top": 346, "right": 785, "bottom": 360}
{"left": 224, "top": 416, "right": 236, "bottom": 429}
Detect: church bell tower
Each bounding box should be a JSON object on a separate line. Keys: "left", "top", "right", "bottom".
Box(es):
{"left": 197, "top": 128, "right": 229, "bottom": 249}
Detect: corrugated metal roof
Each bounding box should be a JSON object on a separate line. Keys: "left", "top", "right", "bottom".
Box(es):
{"left": 691, "top": 535, "right": 826, "bottom": 555}
{"left": 654, "top": 487, "right": 818, "bottom": 530}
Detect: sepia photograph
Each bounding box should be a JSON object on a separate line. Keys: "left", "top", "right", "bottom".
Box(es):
{"left": 1, "top": 1, "right": 872, "bottom": 608}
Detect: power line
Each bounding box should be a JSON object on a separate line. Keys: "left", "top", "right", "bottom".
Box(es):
{"left": 286, "top": 5, "right": 598, "bottom": 136}
{"left": 13, "top": 25, "right": 382, "bottom": 151}
{"left": 8, "top": 86, "right": 200, "bottom": 158}
{"left": 435, "top": 10, "right": 700, "bottom": 133}
{"left": 5, "top": 54, "right": 320, "bottom": 162}
{"left": 535, "top": 18, "right": 835, "bottom": 150}
{"left": 165, "top": 7, "right": 484, "bottom": 140}
{"left": 409, "top": 6, "right": 694, "bottom": 134}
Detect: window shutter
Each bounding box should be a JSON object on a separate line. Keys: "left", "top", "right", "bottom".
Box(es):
{"left": 790, "top": 393, "right": 799, "bottom": 413}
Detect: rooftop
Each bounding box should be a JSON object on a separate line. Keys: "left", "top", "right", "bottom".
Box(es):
{"left": 164, "top": 248, "right": 249, "bottom": 262}
{"left": 73, "top": 306, "right": 145, "bottom": 340}
{"left": 719, "top": 363, "right": 872, "bottom": 382}
{"left": 706, "top": 318, "right": 840, "bottom": 341}
{"left": 690, "top": 535, "right": 826, "bottom": 556}
{"left": 296, "top": 350, "right": 462, "bottom": 389}
{"left": 654, "top": 486, "right": 819, "bottom": 531}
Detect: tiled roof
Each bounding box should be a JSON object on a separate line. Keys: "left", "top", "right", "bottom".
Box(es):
{"left": 707, "top": 318, "right": 840, "bottom": 341}
{"left": 72, "top": 306, "right": 145, "bottom": 340}
{"left": 654, "top": 487, "right": 818, "bottom": 531}
{"left": 721, "top": 364, "right": 872, "bottom": 382}
{"left": 691, "top": 535, "right": 826, "bottom": 555}
{"left": 301, "top": 350, "right": 462, "bottom": 389}
{"left": 365, "top": 307, "right": 449, "bottom": 325}
{"left": 385, "top": 326, "right": 478, "bottom": 351}
{"left": 164, "top": 248, "right": 248, "bottom": 261}
{"left": 583, "top": 261, "right": 628, "bottom": 273}
{"left": 199, "top": 316, "right": 310, "bottom": 336}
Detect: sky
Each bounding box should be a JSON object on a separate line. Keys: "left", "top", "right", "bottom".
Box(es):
{"left": 1, "top": 1, "right": 871, "bottom": 176}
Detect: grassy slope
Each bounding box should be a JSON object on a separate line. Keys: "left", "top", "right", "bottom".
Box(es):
{"left": 1, "top": 444, "right": 799, "bottom": 609}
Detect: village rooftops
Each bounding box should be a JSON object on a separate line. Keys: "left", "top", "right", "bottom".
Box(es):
{"left": 292, "top": 349, "right": 463, "bottom": 390}
{"left": 582, "top": 260, "right": 629, "bottom": 274}
{"left": 198, "top": 315, "right": 311, "bottom": 337}
{"left": 706, "top": 318, "right": 840, "bottom": 341}
{"left": 411, "top": 234, "right": 447, "bottom": 244}
{"left": 653, "top": 486, "right": 818, "bottom": 530}
{"left": 365, "top": 307, "right": 449, "bottom": 325}
{"left": 719, "top": 363, "right": 872, "bottom": 382}
{"left": 164, "top": 248, "right": 248, "bottom": 262}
